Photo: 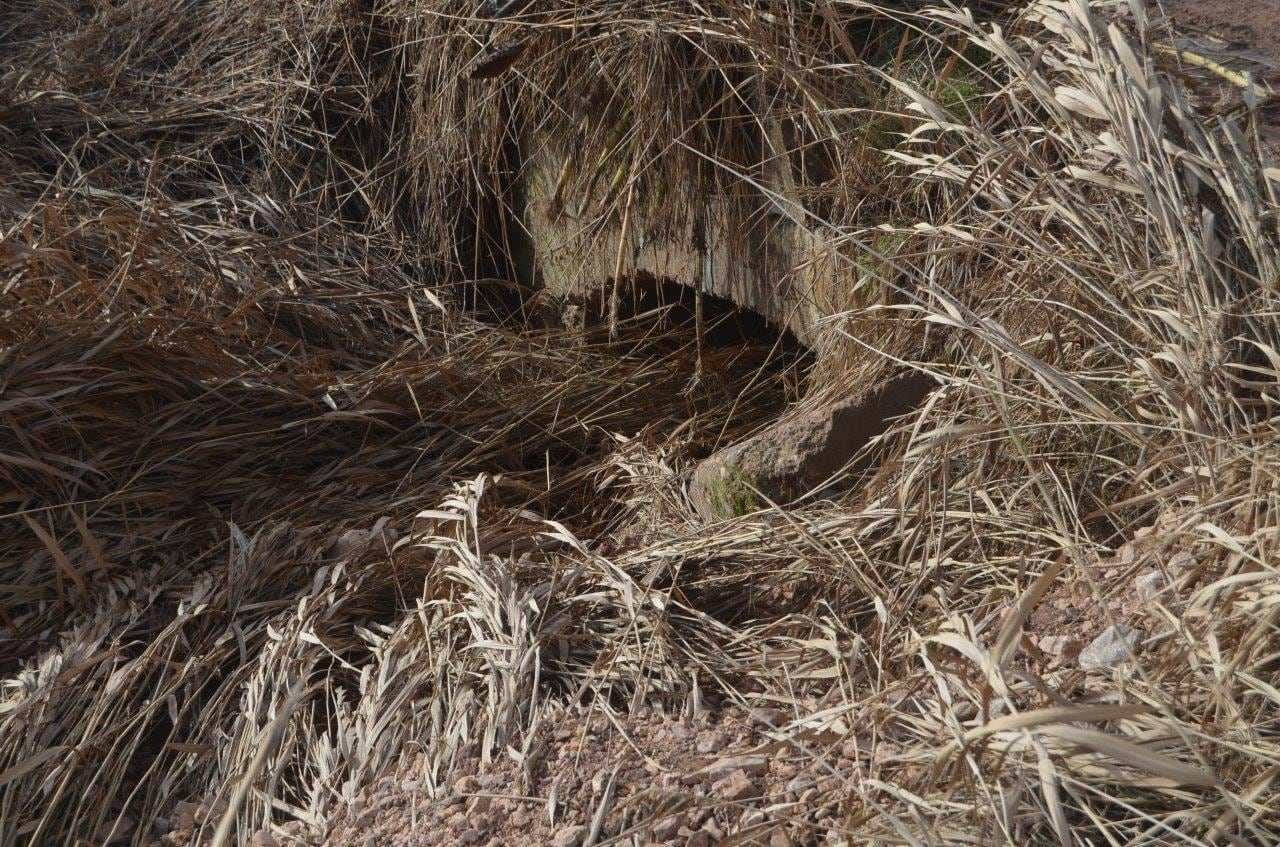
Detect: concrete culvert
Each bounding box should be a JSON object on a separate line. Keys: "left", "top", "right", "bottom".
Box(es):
{"left": 689, "top": 371, "right": 936, "bottom": 520}
{"left": 543, "top": 273, "right": 933, "bottom": 522}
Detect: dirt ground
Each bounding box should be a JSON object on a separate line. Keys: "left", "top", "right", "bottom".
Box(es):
{"left": 1162, "top": 0, "right": 1280, "bottom": 71}
{"left": 1160, "top": 0, "right": 1280, "bottom": 141}
{"left": 319, "top": 706, "right": 859, "bottom": 847}
{"left": 146, "top": 706, "right": 884, "bottom": 847}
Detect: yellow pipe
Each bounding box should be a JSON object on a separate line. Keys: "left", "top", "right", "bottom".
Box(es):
{"left": 1155, "top": 43, "right": 1272, "bottom": 100}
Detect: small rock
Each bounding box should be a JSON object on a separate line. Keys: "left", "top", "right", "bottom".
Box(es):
{"left": 1079, "top": 624, "right": 1143, "bottom": 668}
{"left": 707, "top": 755, "right": 769, "bottom": 780}
{"left": 741, "top": 809, "right": 767, "bottom": 828}
{"left": 685, "top": 830, "right": 713, "bottom": 847}
{"left": 458, "top": 829, "right": 486, "bottom": 845}
{"left": 1135, "top": 571, "right": 1165, "bottom": 601}
{"left": 552, "top": 825, "right": 588, "bottom": 847}
{"left": 249, "top": 831, "right": 278, "bottom": 847}
{"left": 510, "top": 809, "right": 530, "bottom": 828}
{"left": 1036, "top": 635, "right": 1082, "bottom": 665}
{"left": 712, "top": 769, "right": 759, "bottom": 801}
{"left": 652, "top": 814, "right": 685, "bottom": 840}
{"left": 467, "top": 795, "right": 492, "bottom": 814}
{"left": 453, "top": 775, "right": 478, "bottom": 794}
{"left": 769, "top": 830, "right": 793, "bottom": 847}
{"left": 748, "top": 707, "right": 787, "bottom": 727}
{"left": 696, "top": 730, "right": 727, "bottom": 754}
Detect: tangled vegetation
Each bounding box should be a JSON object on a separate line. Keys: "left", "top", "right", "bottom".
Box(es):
{"left": 2, "top": 0, "right": 1278, "bottom": 845}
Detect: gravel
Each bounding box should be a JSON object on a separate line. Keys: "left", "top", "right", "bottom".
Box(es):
{"left": 319, "top": 705, "right": 863, "bottom": 847}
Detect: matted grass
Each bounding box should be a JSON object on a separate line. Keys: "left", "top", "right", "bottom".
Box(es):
{"left": 2, "top": 1, "right": 1278, "bottom": 845}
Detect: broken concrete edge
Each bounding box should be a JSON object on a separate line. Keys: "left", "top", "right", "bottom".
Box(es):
{"left": 689, "top": 371, "right": 936, "bottom": 520}
{"left": 519, "top": 141, "right": 935, "bottom": 523}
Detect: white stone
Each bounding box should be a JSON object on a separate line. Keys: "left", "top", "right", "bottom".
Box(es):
{"left": 551, "top": 825, "right": 588, "bottom": 847}
{"left": 1135, "top": 571, "right": 1165, "bottom": 601}
{"left": 1079, "top": 624, "right": 1142, "bottom": 668}
{"left": 706, "top": 754, "right": 769, "bottom": 780}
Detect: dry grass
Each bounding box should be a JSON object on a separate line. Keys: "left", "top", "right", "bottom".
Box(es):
{"left": 2, "top": 1, "right": 1279, "bottom": 846}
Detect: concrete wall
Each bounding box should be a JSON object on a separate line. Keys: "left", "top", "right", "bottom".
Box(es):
{"left": 519, "top": 143, "right": 857, "bottom": 352}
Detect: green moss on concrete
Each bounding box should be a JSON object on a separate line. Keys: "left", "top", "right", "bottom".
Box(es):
{"left": 704, "top": 464, "right": 759, "bottom": 518}
{"left": 856, "top": 230, "right": 907, "bottom": 275}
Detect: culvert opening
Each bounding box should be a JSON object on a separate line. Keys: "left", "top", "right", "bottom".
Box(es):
{"left": 579, "top": 274, "right": 814, "bottom": 463}
{"left": 576, "top": 272, "right": 810, "bottom": 355}
{"left": 445, "top": 271, "right": 814, "bottom": 532}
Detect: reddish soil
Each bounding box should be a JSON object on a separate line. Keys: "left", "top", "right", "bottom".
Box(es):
{"left": 320, "top": 706, "right": 868, "bottom": 847}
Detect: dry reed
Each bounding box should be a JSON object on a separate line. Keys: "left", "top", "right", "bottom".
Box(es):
{"left": 2, "top": 1, "right": 1278, "bottom": 845}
